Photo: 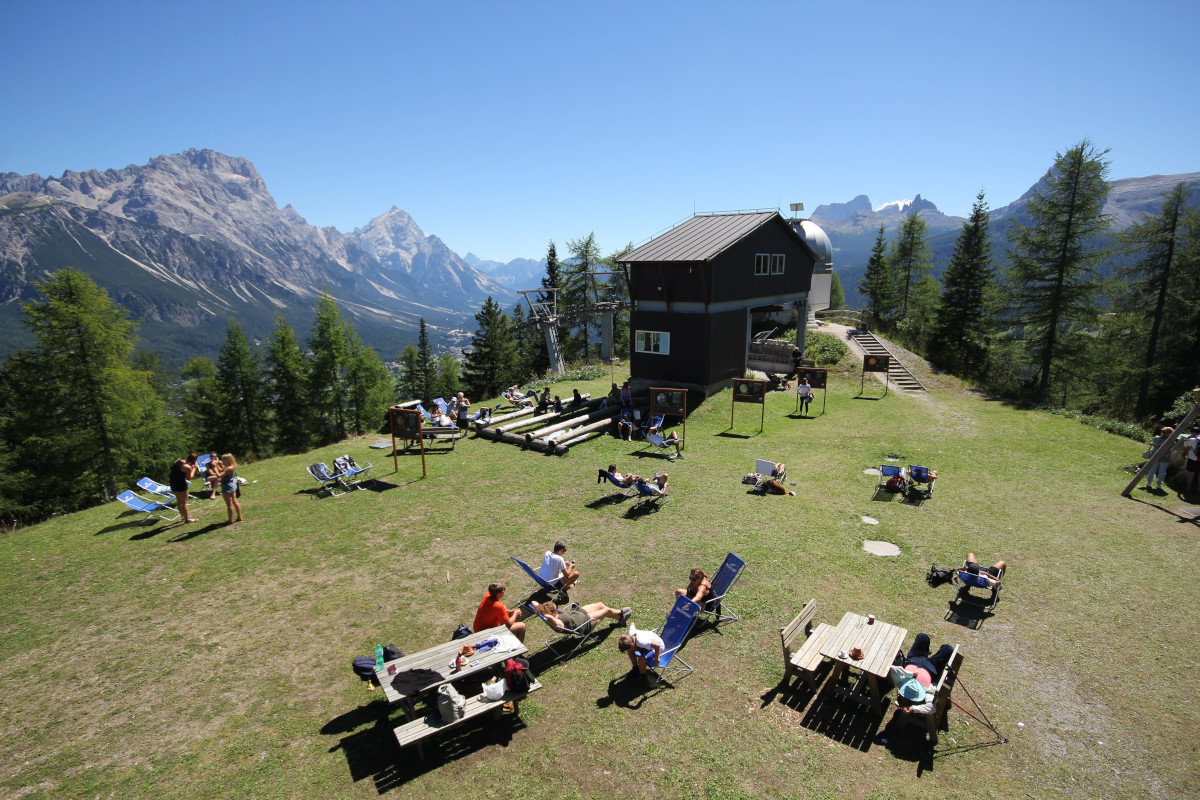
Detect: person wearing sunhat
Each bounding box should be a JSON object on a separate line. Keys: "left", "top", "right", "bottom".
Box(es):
{"left": 890, "top": 633, "right": 955, "bottom": 714}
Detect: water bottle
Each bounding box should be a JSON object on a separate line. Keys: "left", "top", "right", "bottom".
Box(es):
{"left": 374, "top": 644, "right": 384, "bottom": 672}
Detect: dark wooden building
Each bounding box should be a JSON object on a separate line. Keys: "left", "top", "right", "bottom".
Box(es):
{"left": 619, "top": 211, "right": 819, "bottom": 396}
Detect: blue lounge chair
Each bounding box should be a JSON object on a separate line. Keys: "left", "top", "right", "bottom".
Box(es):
{"left": 637, "top": 413, "right": 665, "bottom": 440}
{"left": 511, "top": 556, "right": 570, "bottom": 606}
{"left": 633, "top": 478, "right": 668, "bottom": 509}
{"left": 697, "top": 552, "right": 746, "bottom": 624}
{"left": 876, "top": 464, "right": 905, "bottom": 495}
{"left": 116, "top": 490, "right": 181, "bottom": 524}
{"left": 952, "top": 561, "right": 1004, "bottom": 612}
{"left": 526, "top": 600, "right": 599, "bottom": 660}
{"left": 415, "top": 404, "right": 434, "bottom": 424}
{"left": 332, "top": 455, "right": 373, "bottom": 489}
{"left": 307, "top": 462, "right": 347, "bottom": 497}
{"left": 907, "top": 465, "right": 936, "bottom": 498}
{"left": 433, "top": 397, "right": 450, "bottom": 415}
{"left": 597, "top": 468, "right": 637, "bottom": 498}
{"left": 136, "top": 477, "right": 176, "bottom": 501}
{"left": 648, "top": 595, "right": 702, "bottom": 683}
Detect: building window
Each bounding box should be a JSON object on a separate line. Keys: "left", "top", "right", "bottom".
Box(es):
{"left": 635, "top": 330, "right": 670, "bottom": 355}
{"left": 755, "top": 254, "right": 770, "bottom": 276}
{"left": 771, "top": 254, "right": 785, "bottom": 274}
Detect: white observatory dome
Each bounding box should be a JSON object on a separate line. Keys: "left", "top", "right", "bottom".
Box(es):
{"left": 796, "top": 219, "right": 833, "bottom": 269}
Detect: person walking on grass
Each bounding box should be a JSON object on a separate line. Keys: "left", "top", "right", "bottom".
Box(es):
{"left": 220, "top": 453, "right": 243, "bottom": 524}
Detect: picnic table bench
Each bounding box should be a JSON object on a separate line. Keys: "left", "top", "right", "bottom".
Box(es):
{"left": 819, "top": 611, "right": 907, "bottom": 716}
{"left": 401, "top": 425, "right": 464, "bottom": 451}
{"left": 393, "top": 678, "right": 542, "bottom": 759}
{"left": 780, "top": 599, "right": 834, "bottom": 691}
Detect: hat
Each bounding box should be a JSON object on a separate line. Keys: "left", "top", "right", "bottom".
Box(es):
{"left": 898, "top": 676, "right": 926, "bottom": 703}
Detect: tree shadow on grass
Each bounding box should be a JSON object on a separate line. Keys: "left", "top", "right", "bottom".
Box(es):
{"left": 325, "top": 701, "right": 528, "bottom": 792}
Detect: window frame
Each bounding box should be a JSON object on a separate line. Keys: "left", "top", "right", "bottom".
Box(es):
{"left": 635, "top": 330, "right": 670, "bottom": 355}
{"left": 754, "top": 253, "right": 770, "bottom": 276}
{"left": 770, "top": 254, "right": 785, "bottom": 275}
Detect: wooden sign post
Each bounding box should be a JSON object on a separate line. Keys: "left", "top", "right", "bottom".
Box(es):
{"left": 387, "top": 405, "right": 426, "bottom": 478}
{"left": 795, "top": 367, "right": 828, "bottom": 416}
{"left": 731, "top": 378, "right": 767, "bottom": 432}
{"left": 650, "top": 387, "right": 688, "bottom": 451}
{"left": 860, "top": 354, "right": 890, "bottom": 397}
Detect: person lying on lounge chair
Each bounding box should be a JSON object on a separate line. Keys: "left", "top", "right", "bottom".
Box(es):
{"left": 533, "top": 599, "right": 631, "bottom": 633}
{"left": 637, "top": 473, "right": 669, "bottom": 496}
{"left": 963, "top": 553, "right": 1006, "bottom": 586}
{"left": 606, "top": 464, "right": 642, "bottom": 487}
{"left": 675, "top": 567, "right": 711, "bottom": 604}
{"left": 503, "top": 387, "right": 534, "bottom": 407}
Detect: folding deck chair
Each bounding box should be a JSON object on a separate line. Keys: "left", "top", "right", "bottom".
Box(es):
{"left": 949, "top": 561, "right": 1004, "bottom": 612}
{"left": 876, "top": 464, "right": 906, "bottom": 495}
{"left": 906, "top": 465, "right": 936, "bottom": 497}
{"left": 637, "top": 413, "right": 665, "bottom": 440}
{"left": 633, "top": 478, "right": 668, "bottom": 509}
{"left": 433, "top": 397, "right": 450, "bottom": 415}
{"left": 307, "top": 463, "right": 348, "bottom": 497}
{"left": 116, "top": 490, "right": 181, "bottom": 524}
{"left": 647, "top": 595, "right": 702, "bottom": 684}
{"left": 135, "top": 477, "right": 176, "bottom": 501}
{"left": 597, "top": 468, "right": 637, "bottom": 497}
{"left": 697, "top": 552, "right": 746, "bottom": 624}
{"left": 415, "top": 404, "right": 434, "bottom": 424}
{"left": 510, "top": 556, "right": 570, "bottom": 607}
{"left": 526, "top": 601, "right": 599, "bottom": 659}
{"left": 332, "top": 455, "right": 373, "bottom": 489}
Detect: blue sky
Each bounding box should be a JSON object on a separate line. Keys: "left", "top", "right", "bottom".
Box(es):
{"left": 4, "top": 0, "right": 1197, "bottom": 263}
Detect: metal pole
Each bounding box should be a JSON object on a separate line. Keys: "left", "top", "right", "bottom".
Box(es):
{"left": 1121, "top": 387, "right": 1200, "bottom": 497}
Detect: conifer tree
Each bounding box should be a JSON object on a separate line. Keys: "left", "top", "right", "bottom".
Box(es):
{"left": 343, "top": 327, "right": 393, "bottom": 436}
{"left": 307, "top": 292, "right": 351, "bottom": 444}
{"left": 890, "top": 213, "right": 933, "bottom": 321}
{"left": 215, "top": 321, "right": 270, "bottom": 457}
{"left": 1111, "top": 183, "right": 1200, "bottom": 418}
{"left": 179, "top": 357, "right": 220, "bottom": 450}
{"left": 434, "top": 352, "right": 461, "bottom": 401}
{"left": 416, "top": 318, "right": 434, "bottom": 405}
{"left": 463, "top": 297, "right": 518, "bottom": 399}
{"left": 930, "top": 191, "right": 996, "bottom": 376}
{"left": 264, "top": 316, "right": 311, "bottom": 454}
{"left": 1006, "top": 140, "right": 1112, "bottom": 402}
{"left": 858, "top": 226, "right": 897, "bottom": 328}
{"left": 397, "top": 344, "right": 420, "bottom": 400}
{"left": 829, "top": 271, "right": 845, "bottom": 310}
{"left": 564, "top": 233, "right": 602, "bottom": 361}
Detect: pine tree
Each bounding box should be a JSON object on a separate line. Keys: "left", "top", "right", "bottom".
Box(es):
{"left": 858, "top": 226, "right": 897, "bottom": 328}
{"left": 890, "top": 213, "right": 933, "bottom": 321}
{"left": 307, "top": 292, "right": 351, "bottom": 444}
{"left": 1111, "top": 183, "right": 1200, "bottom": 419}
{"left": 829, "top": 271, "right": 845, "bottom": 310}
{"left": 397, "top": 344, "right": 420, "bottom": 400}
{"left": 180, "top": 357, "right": 221, "bottom": 450}
{"left": 434, "top": 352, "right": 461, "bottom": 401}
{"left": 264, "top": 316, "right": 311, "bottom": 454}
{"left": 416, "top": 318, "right": 434, "bottom": 405}
{"left": 1006, "top": 140, "right": 1112, "bottom": 402}
{"left": 215, "top": 321, "right": 270, "bottom": 457}
{"left": 564, "top": 233, "right": 602, "bottom": 361}
{"left": 930, "top": 191, "right": 996, "bottom": 376}
{"left": 0, "top": 269, "right": 175, "bottom": 517}
{"left": 343, "top": 327, "right": 393, "bottom": 436}
{"left": 463, "top": 297, "right": 518, "bottom": 399}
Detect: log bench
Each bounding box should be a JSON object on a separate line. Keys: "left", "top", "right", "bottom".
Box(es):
{"left": 393, "top": 679, "right": 542, "bottom": 759}
{"left": 780, "top": 599, "right": 834, "bottom": 691}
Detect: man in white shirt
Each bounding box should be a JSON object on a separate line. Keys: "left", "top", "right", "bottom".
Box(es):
{"left": 537, "top": 541, "right": 579, "bottom": 593}
{"left": 618, "top": 624, "right": 665, "bottom": 686}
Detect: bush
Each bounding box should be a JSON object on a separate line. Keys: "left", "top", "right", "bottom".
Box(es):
{"left": 1046, "top": 408, "right": 1149, "bottom": 443}
{"left": 805, "top": 330, "right": 849, "bottom": 366}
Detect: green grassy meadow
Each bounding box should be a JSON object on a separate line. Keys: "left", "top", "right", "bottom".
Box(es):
{"left": 1, "top": 357, "right": 1196, "bottom": 800}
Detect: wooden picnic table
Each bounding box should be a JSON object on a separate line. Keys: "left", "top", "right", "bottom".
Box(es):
{"left": 374, "top": 625, "right": 528, "bottom": 718}
{"left": 818, "top": 612, "right": 907, "bottom": 716}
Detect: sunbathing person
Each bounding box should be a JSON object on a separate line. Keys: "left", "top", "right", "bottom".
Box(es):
{"left": 503, "top": 387, "right": 534, "bottom": 407}
{"left": 675, "top": 567, "right": 711, "bottom": 605}
{"left": 606, "top": 463, "right": 642, "bottom": 487}
{"left": 659, "top": 430, "right": 685, "bottom": 460}
{"left": 618, "top": 623, "right": 664, "bottom": 686}
{"left": 964, "top": 553, "right": 1006, "bottom": 586}
{"left": 533, "top": 599, "right": 631, "bottom": 632}
{"left": 537, "top": 540, "right": 580, "bottom": 592}
{"left": 473, "top": 581, "right": 526, "bottom": 642}
{"left": 432, "top": 409, "right": 453, "bottom": 427}
{"left": 761, "top": 476, "right": 795, "bottom": 495}
{"left": 890, "top": 633, "right": 955, "bottom": 714}
{"left": 637, "top": 473, "right": 669, "bottom": 496}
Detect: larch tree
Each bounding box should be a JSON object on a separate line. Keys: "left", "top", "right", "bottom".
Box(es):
{"left": 215, "top": 321, "right": 270, "bottom": 457}
{"left": 307, "top": 292, "right": 351, "bottom": 444}
{"left": 343, "top": 327, "right": 393, "bottom": 436}
{"left": 930, "top": 190, "right": 996, "bottom": 377}
{"left": 1006, "top": 140, "right": 1112, "bottom": 402}
{"left": 563, "top": 233, "right": 602, "bottom": 361}
{"left": 397, "top": 344, "right": 420, "bottom": 401}
{"left": 264, "top": 316, "right": 311, "bottom": 454}
{"left": 463, "top": 297, "right": 518, "bottom": 399}
{"left": 889, "top": 213, "right": 933, "bottom": 322}
{"left": 858, "top": 226, "right": 897, "bottom": 328}
{"left": 416, "top": 318, "right": 434, "bottom": 406}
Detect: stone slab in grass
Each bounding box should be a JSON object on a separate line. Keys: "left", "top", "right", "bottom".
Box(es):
{"left": 863, "top": 540, "right": 901, "bottom": 556}
{"left": 864, "top": 468, "right": 881, "bottom": 476}
{"left": 860, "top": 515, "right": 879, "bottom": 525}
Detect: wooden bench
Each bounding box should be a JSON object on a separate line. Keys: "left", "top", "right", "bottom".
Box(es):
{"left": 402, "top": 426, "right": 464, "bottom": 451}
{"left": 780, "top": 599, "right": 834, "bottom": 690}
{"left": 393, "top": 679, "right": 541, "bottom": 759}
{"left": 894, "top": 645, "right": 961, "bottom": 744}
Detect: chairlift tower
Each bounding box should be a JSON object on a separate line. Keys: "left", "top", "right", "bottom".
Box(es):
{"left": 519, "top": 288, "right": 566, "bottom": 375}
{"left": 517, "top": 270, "right": 631, "bottom": 374}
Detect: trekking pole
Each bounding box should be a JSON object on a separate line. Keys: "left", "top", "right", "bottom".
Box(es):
{"left": 945, "top": 666, "right": 1008, "bottom": 743}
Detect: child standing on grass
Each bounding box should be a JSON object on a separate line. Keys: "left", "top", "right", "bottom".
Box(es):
{"left": 220, "top": 453, "right": 243, "bottom": 524}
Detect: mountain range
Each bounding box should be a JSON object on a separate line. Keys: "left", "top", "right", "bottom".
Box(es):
{"left": 1, "top": 149, "right": 1196, "bottom": 364}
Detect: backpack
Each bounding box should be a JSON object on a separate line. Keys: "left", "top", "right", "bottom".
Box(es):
{"left": 885, "top": 475, "right": 906, "bottom": 493}
{"left": 925, "top": 563, "right": 956, "bottom": 588}
{"left": 352, "top": 656, "right": 380, "bottom": 685}
{"left": 382, "top": 643, "right": 404, "bottom": 661}
{"left": 451, "top": 624, "right": 472, "bottom": 641}
{"left": 436, "top": 683, "right": 466, "bottom": 722}
{"left": 503, "top": 657, "right": 533, "bottom": 694}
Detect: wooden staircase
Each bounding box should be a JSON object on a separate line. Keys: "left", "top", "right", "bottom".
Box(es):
{"left": 851, "top": 332, "right": 926, "bottom": 392}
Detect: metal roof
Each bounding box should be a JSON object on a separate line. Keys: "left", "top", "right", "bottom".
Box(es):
{"left": 618, "top": 211, "right": 782, "bottom": 263}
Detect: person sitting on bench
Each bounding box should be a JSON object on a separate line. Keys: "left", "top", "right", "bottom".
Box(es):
{"left": 473, "top": 581, "right": 526, "bottom": 642}
{"left": 606, "top": 464, "right": 642, "bottom": 487}
{"left": 533, "top": 599, "right": 631, "bottom": 632}
{"left": 964, "top": 553, "right": 1006, "bottom": 586}
{"left": 618, "top": 624, "right": 664, "bottom": 686}
{"left": 675, "top": 567, "right": 711, "bottom": 605}
{"left": 535, "top": 387, "right": 552, "bottom": 413}
{"left": 537, "top": 541, "right": 580, "bottom": 593}
{"left": 617, "top": 409, "right": 636, "bottom": 441}
{"left": 891, "top": 632, "right": 954, "bottom": 713}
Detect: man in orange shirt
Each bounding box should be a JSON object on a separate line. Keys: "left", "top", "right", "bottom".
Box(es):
{"left": 472, "top": 582, "right": 526, "bottom": 642}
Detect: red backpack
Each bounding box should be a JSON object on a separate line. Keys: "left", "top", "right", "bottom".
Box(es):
{"left": 503, "top": 657, "right": 533, "bottom": 693}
